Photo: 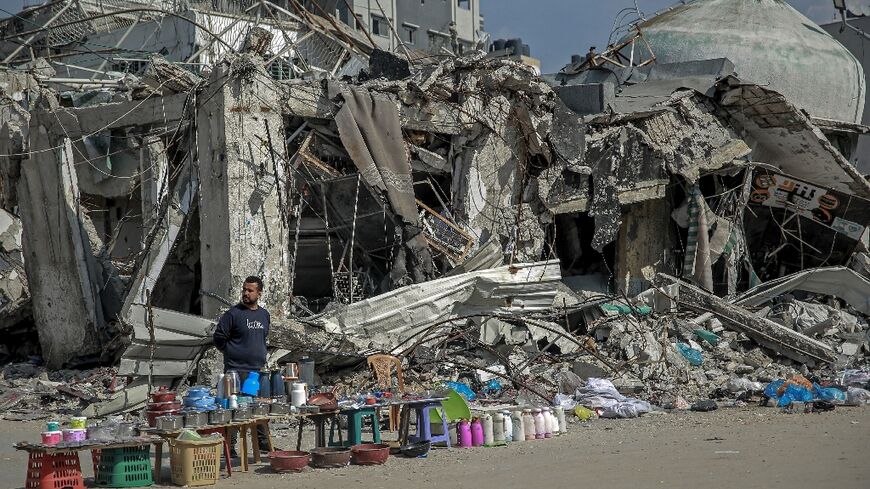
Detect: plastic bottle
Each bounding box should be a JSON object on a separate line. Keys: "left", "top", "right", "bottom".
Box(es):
{"left": 512, "top": 411, "right": 524, "bottom": 442}
{"left": 471, "top": 418, "right": 484, "bottom": 447}
{"left": 550, "top": 407, "right": 560, "bottom": 436}
{"left": 542, "top": 407, "right": 553, "bottom": 438}
{"left": 501, "top": 410, "right": 513, "bottom": 442}
{"left": 482, "top": 414, "right": 494, "bottom": 446}
{"left": 492, "top": 412, "right": 505, "bottom": 445}
{"left": 522, "top": 409, "right": 535, "bottom": 441}
{"left": 554, "top": 406, "right": 566, "bottom": 433}
{"left": 457, "top": 419, "right": 472, "bottom": 448}
{"left": 532, "top": 408, "right": 545, "bottom": 439}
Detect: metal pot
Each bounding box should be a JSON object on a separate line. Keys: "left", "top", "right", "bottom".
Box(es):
{"left": 183, "top": 410, "right": 208, "bottom": 428}
{"left": 208, "top": 408, "right": 231, "bottom": 425}
{"left": 150, "top": 387, "right": 177, "bottom": 403}
{"left": 270, "top": 402, "right": 289, "bottom": 415}
{"left": 156, "top": 415, "right": 183, "bottom": 431}
{"left": 87, "top": 424, "right": 115, "bottom": 441}
{"left": 252, "top": 402, "right": 270, "bottom": 417}
{"left": 233, "top": 404, "right": 251, "bottom": 421}
{"left": 116, "top": 421, "right": 136, "bottom": 439}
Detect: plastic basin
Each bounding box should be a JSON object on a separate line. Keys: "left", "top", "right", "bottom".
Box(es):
{"left": 310, "top": 447, "right": 351, "bottom": 468}
{"left": 269, "top": 451, "right": 310, "bottom": 473}
{"left": 350, "top": 443, "right": 390, "bottom": 465}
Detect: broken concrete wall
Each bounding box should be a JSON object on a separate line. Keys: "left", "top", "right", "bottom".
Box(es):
{"left": 18, "top": 115, "right": 106, "bottom": 368}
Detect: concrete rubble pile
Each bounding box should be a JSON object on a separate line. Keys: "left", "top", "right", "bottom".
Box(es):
{"left": 0, "top": 0, "right": 866, "bottom": 420}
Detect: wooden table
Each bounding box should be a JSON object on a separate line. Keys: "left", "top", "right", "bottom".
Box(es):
{"left": 141, "top": 418, "right": 273, "bottom": 479}
{"left": 15, "top": 437, "right": 165, "bottom": 485}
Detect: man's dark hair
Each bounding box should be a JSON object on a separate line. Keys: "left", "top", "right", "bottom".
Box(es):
{"left": 244, "top": 275, "right": 264, "bottom": 291}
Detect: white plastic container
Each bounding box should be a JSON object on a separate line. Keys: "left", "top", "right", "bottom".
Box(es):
{"left": 532, "top": 408, "right": 545, "bottom": 439}
{"left": 492, "top": 412, "right": 505, "bottom": 445}
{"left": 550, "top": 407, "right": 560, "bottom": 435}
{"left": 502, "top": 410, "right": 513, "bottom": 442}
{"left": 290, "top": 382, "right": 307, "bottom": 407}
{"left": 543, "top": 407, "right": 553, "bottom": 438}
{"left": 523, "top": 409, "right": 536, "bottom": 441}
{"left": 482, "top": 414, "right": 494, "bottom": 446}
{"left": 555, "top": 406, "right": 566, "bottom": 433}
{"left": 512, "top": 411, "right": 525, "bottom": 442}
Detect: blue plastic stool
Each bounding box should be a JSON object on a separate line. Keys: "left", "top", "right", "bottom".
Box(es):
{"left": 329, "top": 407, "right": 381, "bottom": 447}
{"left": 410, "top": 401, "right": 450, "bottom": 448}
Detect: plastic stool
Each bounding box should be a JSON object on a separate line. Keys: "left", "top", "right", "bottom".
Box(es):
{"left": 25, "top": 451, "right": 86, "bottom": 489}
{"left": 329, "top": 408, "right": 381, "bottom": 447}
{"left": 411, "top": 401, "right": 451, "bottom": 447}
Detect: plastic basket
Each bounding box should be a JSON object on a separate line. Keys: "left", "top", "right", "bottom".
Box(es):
{"left": 25, "top": 451, "right": 86, "bottom": 489}
{"left": 94, "top": 446, "right": 153, "bottom": 487}
{"left": 169, "top": 436, "right": 223, "bottom": 487}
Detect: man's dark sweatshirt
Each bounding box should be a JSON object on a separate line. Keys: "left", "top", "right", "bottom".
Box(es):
{"left": 213, "top": 304, "right": 270, "bottom": 372}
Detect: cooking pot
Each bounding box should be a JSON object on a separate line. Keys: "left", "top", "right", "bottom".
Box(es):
{"left": 233, "top": 404, "right": 252, "bottom": 421}
{"left": 183, "top": 410, "right": 208, "bottom": 428}
{"left": 156, "top": 415, "right": 183, "bottom": 431}
{"left": 146, "top": 409, "right": 180, "bottom": 427}
{"left": 149, "top": 387, "right": 177, "bottom": 403}
{"left": 208, "top": 408, "right": 231, "bottom": 425}
{"left": 252, "top": 402, "right": 270, "bottom": 417}
{"left": 270, "top": 402, "right": 289, "bottom": 415}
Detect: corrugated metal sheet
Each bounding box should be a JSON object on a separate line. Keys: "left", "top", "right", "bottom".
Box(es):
{"left": 117, "top": 304, "right": 215, "bottom": 377}
{"left": 317, "top": 260, "right": 562, "bottom": 340}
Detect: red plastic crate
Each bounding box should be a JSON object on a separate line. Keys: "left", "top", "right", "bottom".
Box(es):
{"left": 25, "top": 451, "right": 86, "bottom": 489}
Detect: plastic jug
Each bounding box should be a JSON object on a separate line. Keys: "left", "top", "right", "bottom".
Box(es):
{"left": 532, "top": 408, "right": 545, "bottom": 439}
{"left": 240, "top": 372, "right": 260, "bottom": 396}
{"left": 471, "top": 418, "right": 484, "bottom": 447}
{"left": 555, "top": 406, "right": 567, "bottom": 433}
{"left": 482, "top": 414, "right": 494, "bottom": 446}
{"left": 502, "top": 410, "right": 513, "bottom": 442}
{"left": 290, "top": 382, "right": 307, "bottom": 407}
{"left": 492, "top": 412, "right": 506, "bottom": 445}
{"left": 512, "top": 411, "right": 524, "bottom": 442}
{"left": 522, "top": 409, "right": 535, "bottom": 441}
{"left": 543, "top": 407, "right": 553, "bottom": 438}
{"left": 550, "top": 407, "right": 560, "bottom": 435}
{"left": 457, "top": 420, "right": 472, "bottom": 448}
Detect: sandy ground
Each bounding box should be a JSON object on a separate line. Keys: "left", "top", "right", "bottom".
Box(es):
{"left": 1, "top": 405, "right": 868, "bottom": 489}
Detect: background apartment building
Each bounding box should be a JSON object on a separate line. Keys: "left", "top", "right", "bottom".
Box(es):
{"left": 334, "top": 0, "right": 486, "bottom": 54}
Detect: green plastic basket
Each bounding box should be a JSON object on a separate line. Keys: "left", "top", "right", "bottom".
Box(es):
{"left": 94, "top": 445, "right": 153, "bottom": 488}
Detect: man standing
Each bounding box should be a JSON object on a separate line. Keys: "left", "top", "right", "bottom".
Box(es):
{"left": 213, "top": 275, "right": 271, "bottom": 456}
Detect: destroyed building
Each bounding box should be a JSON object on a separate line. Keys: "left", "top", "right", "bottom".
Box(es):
{"left": 0, "top": 0, "right": 867, "bottom": 418}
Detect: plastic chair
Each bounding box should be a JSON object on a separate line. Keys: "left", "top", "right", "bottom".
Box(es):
{"left": 367, "top": 354, "right": 404, "bottom": 432}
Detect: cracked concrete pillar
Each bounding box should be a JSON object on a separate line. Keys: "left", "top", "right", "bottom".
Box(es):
{"left": 139, "top": 136, "right": 168, "bottom": 233}
{"left": 196, "top": 57, "right": 290, "bottom": 320}
{"left": 19, "top": 117, "right": 103, "bottom": 368}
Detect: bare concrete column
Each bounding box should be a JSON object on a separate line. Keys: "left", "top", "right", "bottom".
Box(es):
{"left": 19, "top": 120, "right": 103, "bottom": 368}
{"left": 616, "top": 198, "right": 674, "bottom": 296}
{"left": 196, "top": 57, "right": 290, "bottom": 319}
{"left": 139, "top": 136, "right": 168, "bottom": 233}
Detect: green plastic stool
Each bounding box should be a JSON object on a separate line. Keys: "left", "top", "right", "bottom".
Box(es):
{"left": 329, "top": 407, "right": 381, "bottom": 447}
